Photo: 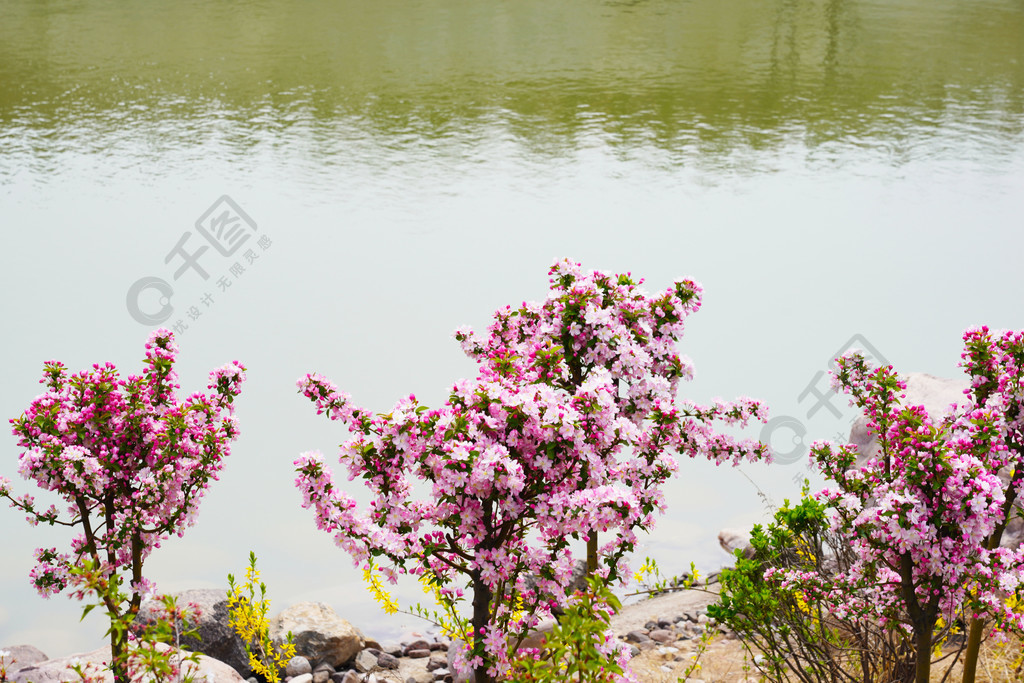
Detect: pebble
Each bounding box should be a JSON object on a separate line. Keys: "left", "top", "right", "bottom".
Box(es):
{"left": 404, "top": 639, "right": 431, "bottom": 655}
{"left": 649, "top": 629, "right": 675, "bottom": 643}
{"left": 287, "top": 657, "right": 313, "bottom": 677}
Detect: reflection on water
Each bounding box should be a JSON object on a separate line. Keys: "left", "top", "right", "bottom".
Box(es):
{"left": 2, "top": 0, "right": 1023, "bottom": 181}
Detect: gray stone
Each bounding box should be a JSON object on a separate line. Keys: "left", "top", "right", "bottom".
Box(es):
{"left": 406, "top": 649, "right": 431, "bottom": 659}
{"left": 0, "top": 645, "right": 49, "bottom": 673}
{"left": 431, "top": 668, "right": 451, "bottom": 681}
{"left": 270, "top": 603, "right": 364, "bottom": 668}
{"left": 429, "top": 642, "right": 448, "bottom": 651}
{"left": 137, "top": 589, "right": 252, "bottom": 678}
{"left": 10, "top": 644, "right": 244, "bottom": 683}
{"left": 649, "top": 629, "right": 675, "bottom": 644}
{"left": 339, "top": 673, "right": 361, "bottom": 683}
{"left": 291, "top": 674, "right": 314, "bottom": 683}
{"left": 624, "top": 630, "right": 650, "bottom": 643}
{"left": 376, "top": 653, "right": 399, "bottom": 670}
{"left": 313, "top": 671, "right": 331, "bottom": 683}
{"left": 353, "top": 650, "right": 378, "bottom": 673}
{"left": 426, "top": 652, "right": 448, "bottom": 671}
{"left": 287, "top": 657, "right": 313, "bottom": 677}
{"left": 405, "top": 674, "right": 434, "bottom": 683}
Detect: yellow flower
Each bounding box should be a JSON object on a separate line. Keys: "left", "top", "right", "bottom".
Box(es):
{"left": 363, "top": 566, "right": 399, "bottom": 615}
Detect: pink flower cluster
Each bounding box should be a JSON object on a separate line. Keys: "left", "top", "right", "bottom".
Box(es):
{"left": 2, "top": 329, "right": 246, "bottom": 599}
{"left": 295, "top": 259, "right": 768, "bottom": 679}
{"left": 775, "top": 327, "right": 1024, "bottom": 642}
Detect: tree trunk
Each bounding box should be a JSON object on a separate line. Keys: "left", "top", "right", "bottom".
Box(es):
{"left": 471, "top": 571, "right": 496, "bottom": 683}
{"left": 963, "top": 462, "right": 1019, "bottom": 683}
{"left": 110, "top": 620, "right": 129, "bottom": 683}
{"left": 913, "top": 616, "right": 935, "bottom": 683}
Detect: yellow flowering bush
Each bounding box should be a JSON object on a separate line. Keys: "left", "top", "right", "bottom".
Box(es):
{"left": 227, "top": 552, "right": 296, "bottom": 682}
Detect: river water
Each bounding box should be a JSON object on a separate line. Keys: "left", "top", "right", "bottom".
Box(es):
{"left": 2, "top": 0, "right": 1023, "bottom": 656}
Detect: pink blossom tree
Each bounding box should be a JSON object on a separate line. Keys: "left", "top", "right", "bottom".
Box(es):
{"left": 957, "top": 327, "right": 1024, "bottom": 683}
{"left": 774, "top": 333, "right": 1024, "bottom": 683}
{"left": 295, "top": 259, "right": 767, "bottom": 682}
{"left": 0, "top": 330, "right": 245, "bottom": 683}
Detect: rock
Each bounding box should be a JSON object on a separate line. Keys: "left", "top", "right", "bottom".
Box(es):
{"left": 291, "top": 674, "right": 314, "bottom": 683}
{"left": 431, "top": 668, "right": 451, "bottom": 681}
{"left": 376, "top": 653, "right": 399, "bottom": 670}
{"left": 624, "top": 631, "right": 650, "bottom": 644}
{"left": 0, "top": 645, "right": 49, "bottom": 673}
{"left": 269, "top": 602, "right": 364, "bottom": 668}
{"left": 287, "top": 657, "right": 313, "bottom": 677}
{"left": 406, "top": 649, "right": 431, "bottom": 659}
{"left": 447, "top": 646, "right": 472, "bottom": 683}
{"left": 403, "top": 640, "right": 431, "bottom": 655}
{"left": 429, "top": 642, "right": 448, "bottom": 651}
{"left": 718, "top": 528, "right": 754, "bottom": 559}
{"left": 406, "top": 674, "right": 433, "bottom": 683}
{"left": 339, "top": 673, "right": 361, "bottom": 683}
{"left": 137, "top": 589, "right": 252, "bottom": 678}
{"left": 382, "top": 643, "right": 403, "bottom": 658}
{"left": 313, "top": 671, "right": 331, "bottom": 683}
{"left": 353, "top": 650, "right": 378, "bottom": 673}
{"left": 9, "top": 644, "right": 244, "bottom": 683}
{"left": 649, "top": 629, "right": 675, "bottom": 644}
{"left": 426, "top": 653, "right": 448, "bottom": 671}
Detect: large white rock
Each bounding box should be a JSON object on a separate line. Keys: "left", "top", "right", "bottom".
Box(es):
{"left": 269, "top": 602, "right": 363, "bottom": 668}
{"left": 1, "top": 645, "right": 49, "bottom": 674}
{"left": 9, "top": 644, "right": 244, "bottom": 683}
{"left": 717, "top": 528, "right": 754, "bottom": 559}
